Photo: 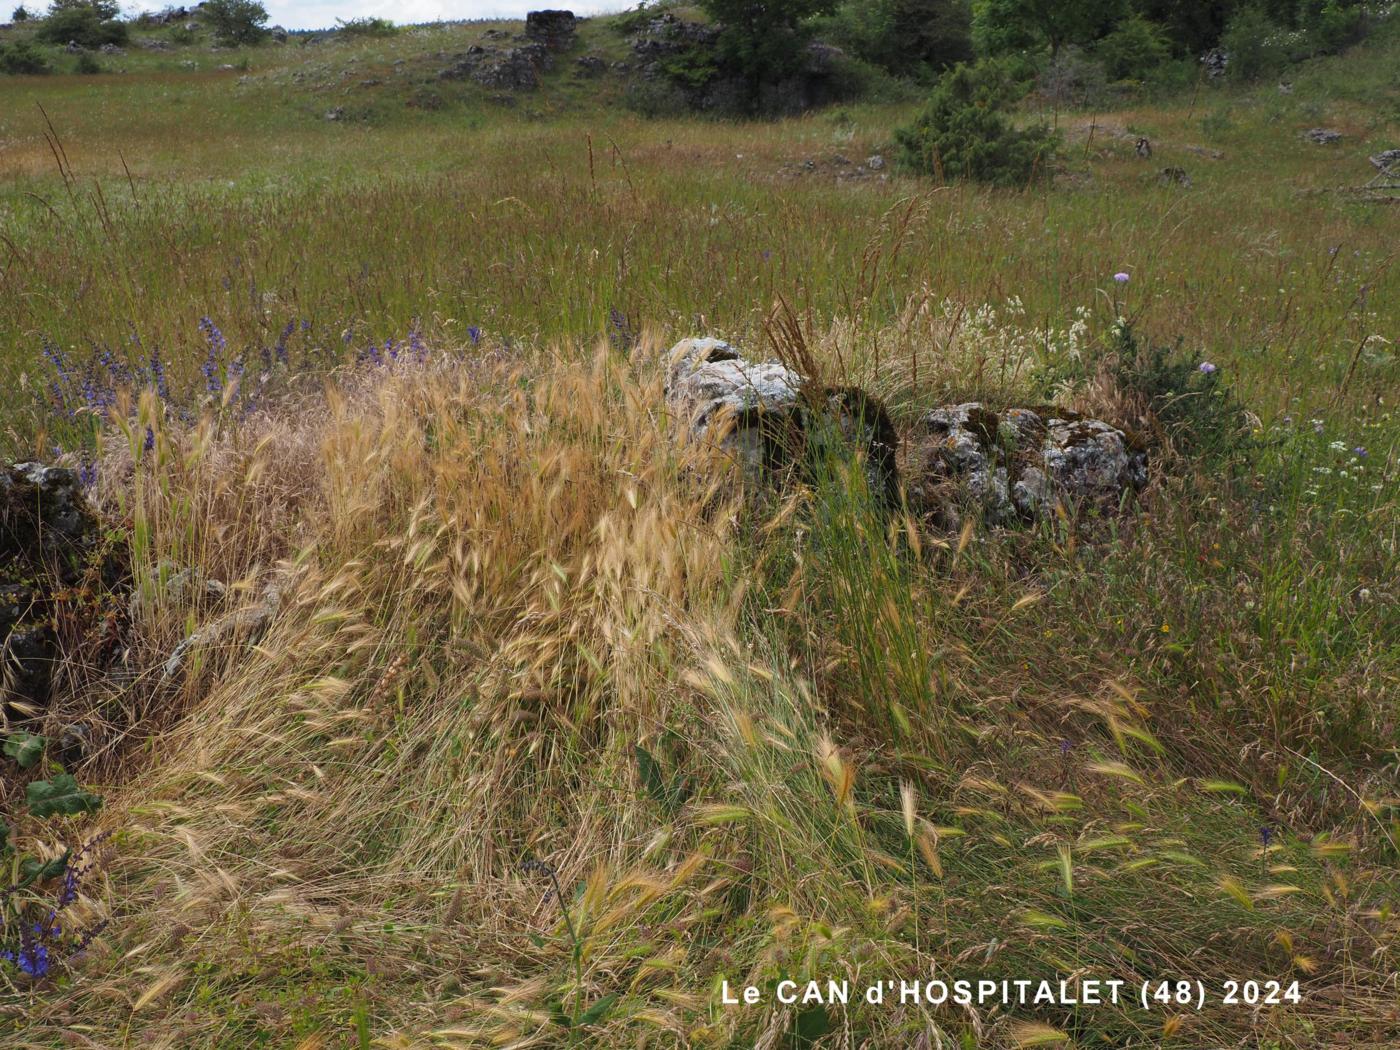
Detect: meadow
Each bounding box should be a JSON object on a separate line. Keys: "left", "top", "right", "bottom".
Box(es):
{"left": 0, "top": 12, "right": 1398, "bottom": 1049}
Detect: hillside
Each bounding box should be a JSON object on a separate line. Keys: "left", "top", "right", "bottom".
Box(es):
{"left": 0, "top": 4, "right": 1398, "bottom": 1049}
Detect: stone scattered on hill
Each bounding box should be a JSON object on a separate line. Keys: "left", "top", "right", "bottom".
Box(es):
{"left": 439, "top": 42, "right": 550, "bottom": 91}
{"left": 778, "top": 153, "right": 889, "bottom": 182}
{"left": 575, "top": 54, "right": 605, "bottom": 77}
{"left": 1302, "top": 127, "right": 1343, "bottom": 145}
{"left": 1370, "top": 149, "right": 1400, "bottom": 171}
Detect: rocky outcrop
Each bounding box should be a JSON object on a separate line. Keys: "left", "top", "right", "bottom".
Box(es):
{"left": 902, "top": 403, "right": 1146, "bottom": 527}
{"left": 664, "top": 341, "right": 1147, "bottom": 525}
{"left": 665, "top": 339, "right": 897, "bottom": 502}
{"left": 439, "top": 42, "right": 550, "bottom": 90}
{"left": 524, "top": 9, "right": 577, "bottom": 51}
{"left": 1, "top": 464, "right": 111, "bottom": 717}
{"left": 1369, "top": 149, "right": 1400, "bottom": 172}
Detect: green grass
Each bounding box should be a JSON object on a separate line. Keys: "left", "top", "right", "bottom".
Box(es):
{"left": 0, "top": 12, "right": 1397, "bottom": 1050}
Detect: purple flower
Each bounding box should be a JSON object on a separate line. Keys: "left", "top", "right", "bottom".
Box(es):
{"left": 1353, "top": 446, "right": 1367, "bottom": 458}
{"left": 143, "top": 426, "right": 155, "bottom": 454}
{"left": 467, "top": 326, "right": 482, "bottom": 346}
{"left": 1113, "top": 272, "right": 1130, "bottom": 283}
{"left": 1259, "top": 825, "right": 1273, "bottom": 847}
{"left": 2, "top": 939, "right": 50, "bottom": 979}
{"left": 1198, "top": 361, "right": 1217, "bottom": 374}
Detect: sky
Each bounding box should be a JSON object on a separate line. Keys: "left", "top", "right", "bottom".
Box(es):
{"left": 125, "top": 1, "right": 630, "bottom": 33}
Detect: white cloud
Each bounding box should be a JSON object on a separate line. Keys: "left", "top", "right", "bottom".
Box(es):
{"left": 124, "top": 1, "right": 630, "bottom": 33}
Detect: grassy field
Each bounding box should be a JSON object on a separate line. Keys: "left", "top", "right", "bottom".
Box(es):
{"left": 1, "top": 11, "right": 1398, "bottom": 1049}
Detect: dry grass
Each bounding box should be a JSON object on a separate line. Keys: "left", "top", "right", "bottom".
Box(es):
{"left": 2, "top": 327, "right": 1394, "bottom": 1047}
{"left": 2, "top": 21, "right": 1398, "bottom": 1049}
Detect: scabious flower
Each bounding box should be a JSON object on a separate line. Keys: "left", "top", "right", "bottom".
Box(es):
{"left": 1199, "top": 361, "right": 1217, "bottom": 374}
{"left": 1113, "top": 272, "right": 1130, "bottom": 283}
{"left": 1353, "top": 446, "right": 1367, "bottom": 458}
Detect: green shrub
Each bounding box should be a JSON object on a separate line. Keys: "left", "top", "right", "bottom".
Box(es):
{"left": 895, "top": 59, "right": 1057, "bottom": 185}
{"left": 1220, "top": 6, "right": 1291, "bottom": 81}
{"left": 200, "top": 0, "right": 268, "bottom": 46}
{"left": 335, "top": 16, "right": 396, "bottom": 37}
{"left": 822, "top": 0, "right": 973, "bottom": 80}
{"left": 74, "top": 49, "right": 99, "bottom": 73}
{"left": 0, "top": 38, "right": 50, "bottom": 73}
{"left": 34, "top": 4, "right": 127, "bottom": 49}
{"left": 1110, "top": 323, "right": 1251, "bottom": 463}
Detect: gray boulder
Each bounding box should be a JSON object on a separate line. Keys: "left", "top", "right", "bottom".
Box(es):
{"left": 664, "top": 339, "right": 898, "bottom": 501}
{"left": 1302, "top": 127, "right": 1343, "bottom": 145}
{"left": 2, "top": 464, "right": 103, "bottom": 716}
{"left": 163, "top": 581, "right": 282, "bottom": 680}
{"left": 575, "top": 54, "right": 605, "bottom": 77}
{"left": 1369, "top": 149, "right": 1400, "bottom": 172}
{"left": 902, "top": 403, "right": 1146, "bottom": 527}
{"left": 524, "top": 9, "right": 577, "bottom": 51}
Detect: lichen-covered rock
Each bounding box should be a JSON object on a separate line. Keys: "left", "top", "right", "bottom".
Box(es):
{"left": 1301, "top": 127, "right": 1343, "bottom": 145}
{"left": 663, "top": 338, "right": 898, "bottom": 501}
{"left": 902, "top": 404, "right": 1146, "bottom": 527}
{"left": 163, "top": 581, "right": 283, "bottom": 680}
{"left": 2, "top": 463, "right": 103, "bottom": 715}
{"left": 665, "top": 338, "right": 805, "bottom": 480}
{"left": 439, "top": 43, "right": 550, "bottom": 90}
{"left": 524, "top": 9, "right": 577, "bottom": 51}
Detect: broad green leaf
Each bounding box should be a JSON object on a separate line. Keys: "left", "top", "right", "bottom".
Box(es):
{"left": 26, "top": 774, "right": 103, "bottom": 818}
{"left": 3, "top": 732, "right": 45, "bottom": 770}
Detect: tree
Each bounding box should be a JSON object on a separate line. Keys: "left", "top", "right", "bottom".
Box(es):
{"left": 11, "top": 5, "right": 33, "bottom": 20}
{"left": 697, "top": 0, "right": 838, "bottom": 111}
{"left": 1095, "top": 13, "right": 1170, "bottom": 80}
{"left": 828, "top": 0, "right": 973, "bottom": 78}
{"left": 972, "top": 0, "right": 1123, "bottom": 58}
{"left": 201, "top": 0, "right": 269, "bottom": 46}
{"left": 895, "top": 59, "right": 1057, "bottom": 185}
{"left": 35, "top": 1, "right": 127, "bottom": 48}
{"left": 47, "top": 0, "right": 118, "bottom": 18}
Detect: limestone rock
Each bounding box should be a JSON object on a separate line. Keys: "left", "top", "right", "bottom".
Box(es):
{"left": 163, "top": 581, "right": 282, "bottom": 680}
{"left": 663, "top": 338, "right": 897, "bottom": 500}
{"left": 439, "top": 43, "right": 549, "bottom": 91}
{"left": 524, "top": 10, "right": 577, "bottom": 51}
{"left": 1302, "top": 127, "right": 1343, "bottom": 145}
{"left": 902, "top": 404, "right": 1145, "bottom": 527}
{"left": 2, "top": 464, "right": 101, "bottom": 715}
